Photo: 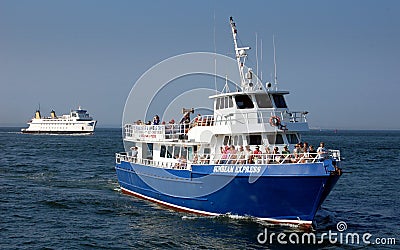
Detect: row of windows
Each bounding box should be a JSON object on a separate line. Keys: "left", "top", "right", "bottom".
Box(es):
{"left": 215, "top": 93, "right": 287, "bottom": 110}
{"left": 160, "top": 145, "right": 196, "bottom": 161}
{"left": 39, "top": 123, "right": 75, "bottom": 125}
{"left": 223, "top": 133, "right": 299, "bottom": 146}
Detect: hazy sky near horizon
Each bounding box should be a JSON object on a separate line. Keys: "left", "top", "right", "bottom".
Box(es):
{"left": 1, "top": 0, "right": 399, "bottom": 129}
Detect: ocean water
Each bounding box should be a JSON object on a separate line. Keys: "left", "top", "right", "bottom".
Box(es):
{"left": 0, "top": 128, "right": 399, "bottom": 249}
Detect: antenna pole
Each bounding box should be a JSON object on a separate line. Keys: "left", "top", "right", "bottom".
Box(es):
{"left": 256, "top": 32, "right": 259, "bottom": 81}
{"left": 214, "top": 11, "right": 217, "bottom": 94}
{"left": 273, "top": 35, "right": 278, "bottom": 87}
{"left": 260, "top": 38, "right": 263, "bottom": 81}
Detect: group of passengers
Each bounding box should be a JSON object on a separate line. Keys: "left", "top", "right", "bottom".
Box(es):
{"left": 215, "top": 142, "right": 328, "bottom": 164}
{"left": 134, "top": 113, "right": 211, "bottom": 131}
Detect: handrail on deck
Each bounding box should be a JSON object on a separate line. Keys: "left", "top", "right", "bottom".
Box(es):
{"left": 116, "top": 149, "right": 340, "bottom": 171}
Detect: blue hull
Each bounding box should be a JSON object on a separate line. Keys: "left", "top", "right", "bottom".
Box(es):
{"left": 115, "top": 160, "right": 340, "bottom": 226}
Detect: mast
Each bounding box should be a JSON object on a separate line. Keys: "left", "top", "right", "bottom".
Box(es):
{"left": 273, "top": 35, "right": 278, "bottom": 88}
{"left": 229, "top": 17, "right": 251, "bottom": 91}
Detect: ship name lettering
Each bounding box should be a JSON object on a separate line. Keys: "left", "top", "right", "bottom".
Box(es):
{"left": 235, "top": 166, "right": 261, "bottom": 173}
{"left": 213, "top": 166, "right": 235, "bottom": 173}
{"left": 213, "top": 165, "right": 261, "bottom": 174}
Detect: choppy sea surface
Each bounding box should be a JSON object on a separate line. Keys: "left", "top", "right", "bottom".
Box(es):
{"left": 1, "top": 128, "right": 399, "bottom": 249}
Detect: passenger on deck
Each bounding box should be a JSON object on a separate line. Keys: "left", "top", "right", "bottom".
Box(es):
{"left": 130, "top": 146, "right": 138, "bottom": 162}
{"left": 194, "top": 114, "right": 202, "bottom": 126}
{"left": 281, "top": 145, "right": 291, "bottom": 163}
{"left": 179, "top": 113, "right": 191, "bottom": 137}
{"left": 245, "top": 145, "right": 253, "bottom": 164}
{"left": 302, "top": 142, "right": 309, "bottom": 161}
{"left": 193, "top": 151, "right": 199, "bottom": 164}
{"left": 292, "top": 143, "right": 301, "bottom": 163}
{"left": 180, "top": 156, "right": 187, "bottom": 169}
{"left": 264, "top": 147, "right": 271, "bottom": 164}
{"left": 152, "top": 115, "right": 160, "bottom": 125}
{"left": 272, "top": 146, "right": 281, "bottom": 163}
{"left": 253, "top": 146, "right": 262, "bottom": 164}
{"left": 220, "top": 146, "right": 229, "bottom": 164}
{"left": 309, "top": 145, "right": 317, "bottom": 159}
{"left": 227, "top": 145, "right": 237, "bottom": 164}
{"left": 237, "top": 145, "right": 245, "bottom": 164}
{"left": 317, "top": 142, "right": 328, "bottom": 161}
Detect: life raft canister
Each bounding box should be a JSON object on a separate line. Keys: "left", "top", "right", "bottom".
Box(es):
{"left": 269, "top": 116, "right": 281, "bottom": 127}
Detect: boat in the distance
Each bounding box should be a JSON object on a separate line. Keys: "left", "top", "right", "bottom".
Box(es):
{"left": 21, "top": 106, "right": 97, "bottom": 134}
{"left": 115, "top": 17, "right": 342, "bottom": 228}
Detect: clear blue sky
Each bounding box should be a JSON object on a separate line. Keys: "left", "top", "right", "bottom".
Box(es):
{"left": 1, "top": 0, "right": 399, "bottom": 129}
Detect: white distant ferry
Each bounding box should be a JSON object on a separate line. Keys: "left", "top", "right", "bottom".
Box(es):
{"left": 21, "top": 107, "right": 97, "bottom": 134}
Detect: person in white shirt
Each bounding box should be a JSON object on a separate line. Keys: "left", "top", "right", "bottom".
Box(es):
{"left": 317, "top": 142, "right": 328, "bottom": 161}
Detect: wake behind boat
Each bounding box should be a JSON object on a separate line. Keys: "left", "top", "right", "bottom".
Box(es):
{"left": 115, "top": 17, "right": 343, "bottom": 228}
{"left": 21, "top": 106, "right": 97, "bottom": 134}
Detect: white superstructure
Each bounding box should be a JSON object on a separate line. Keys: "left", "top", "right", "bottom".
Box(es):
{"left": 21, "top": 107, "right": 97, "bottom": 134}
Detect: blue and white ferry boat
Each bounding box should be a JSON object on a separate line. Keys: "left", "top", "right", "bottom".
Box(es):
{"left": 115, "top": 17, "right": 342, "bottom": 228}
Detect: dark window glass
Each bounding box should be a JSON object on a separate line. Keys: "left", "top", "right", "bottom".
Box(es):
{"left": 167, "top": 146, "right": 173, "bottom": 158}
{"left": 228, "top": 96, "right": 233, "bottom": 108}
{"left": 146, "top": 143, "right": 153, "bottom": 159}
{"left": 255, "top": 94, "right": 273, "bottom": 108}
{"left": 247, "top": 134, "right": 262, "bottom": 145}
{"left": 160, "top": 145, "right": 166, "bottom": 158}
{"left": 235, "top": 95, "right": 254, "bottom": 109}
{"left": 272, "top": 94, "right": 287, "bottom": 108}
{"left": 219, "top": 98, "right": 224, "bottom": 109}
{"left": 286, "top": 134, "right": 299, "bottom": 144}
{"left": 223, "top": 136, "right": 232, "bottom": 145}
{"left": 174, "top": 146, "right": 181, "bottom": 158}
{"left": 267, "top": 134, "right": 284, "bottom": 144}
{"left": 216, "top": 98, "right": 220, "bottom": 110}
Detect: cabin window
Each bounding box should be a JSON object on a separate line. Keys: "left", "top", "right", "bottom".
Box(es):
{"left": 223, "top": 136, "right": 232, "bottom": 145}
{"left": 228, "top": 96, "right": 233, "bottom": 108}
{"left": 160, "top": 145, "right": 166, "bottom": 158}
{"left": 286, "top": 134, "right": 299, "bottom": 144}
{"left": 235, "top": 94, "right": 254, "bottom": 109}
{"left": 255, "top": 94, "right": 273, "bottom": 108}
{"left": 181, "top": 147, "right": 188, "bottom": 159}
{"left": 173, "top": 146, "right": 181, "bottom": 158}
{"left": 204, "top": 148, "right": 211, "bottom": 154}
{"left": 224, "top": 97, "right": 228, "bottom": 108}
{"left": 146, "top": 143, "right": 153, "bottom": 159}
{"left": 167, "top": 146, "right": 173, "bottom": 158}
{"left": 233, "top": 135, "right": 243, "bottom": 146}
{"left": 272, "top": 94, "right": 287, "bottom": 108}
{"left": 267, "top": 134, "right": 284, "bottom": 144}
{"left": 216, "top": 98, "right": 221, "bottom": 110}
{"left": 219, "top": 98, "right": 224, "bottom": 109}
{"left": 187, "top": 147, "right": 193, "bottom": 161}
{"left": 246, "top": 134, "right": 262, "bottom": 145}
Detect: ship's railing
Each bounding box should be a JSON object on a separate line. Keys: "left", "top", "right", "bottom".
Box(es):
{"left": 116, "top": 149, "right": 340, "bottom": 170}
{"left": 190, "top": 115, "right": 215, "bottom": 127}
{"left": 116, "top": 153, "right": 191, "bottom": 170}
{"left": 124, "top": 124, "right": 188, "bottom": 141}
{"left": 214, "top": 110, "right": 307, "bottom": 126}
{"left": 124, "top": 110, "right": 307, "bottom": 141}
